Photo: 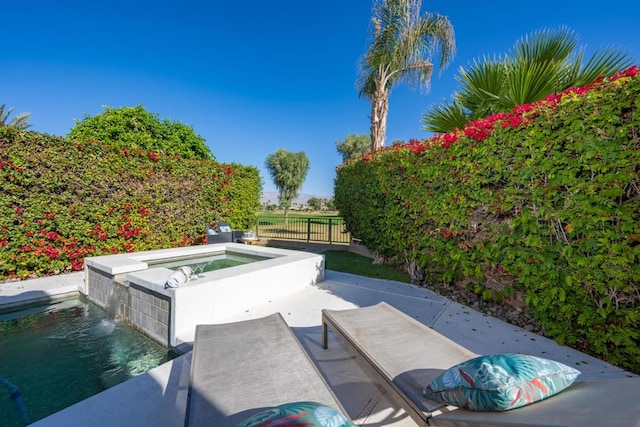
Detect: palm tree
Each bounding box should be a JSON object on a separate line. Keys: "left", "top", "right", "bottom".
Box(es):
{"left": 422, "top": 27, "right": 632, "bottom": 133}
{"left": 358, "top": 0, "right": 455, "bottom": 151}
{"left": 0, "top": 104, "right": 31, "bottom": 130}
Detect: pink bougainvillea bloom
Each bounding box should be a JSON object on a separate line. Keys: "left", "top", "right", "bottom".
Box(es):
{"left": 71, "top": 259, "right": 84, "bottom": 270}
{"left": 45, "top": 246, "right": 59, "bottom": 259}
{"left": 610, "top": 65, "right": 639, "bottom": 81}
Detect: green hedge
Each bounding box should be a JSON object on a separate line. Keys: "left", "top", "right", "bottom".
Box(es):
{"left": 335, "top": 67, "right": 640, "bottom": 373}
{"left": 0, "top": 128, "right": 261, "bottom": 280}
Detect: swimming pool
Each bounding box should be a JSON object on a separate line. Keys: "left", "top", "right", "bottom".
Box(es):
{"left": 0, "top": 297, "right": 177, "bottom": 426}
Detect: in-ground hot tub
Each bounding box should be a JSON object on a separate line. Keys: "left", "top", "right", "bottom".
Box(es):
{"left": 82, "top": 243, "right": 324, "bottom": 347}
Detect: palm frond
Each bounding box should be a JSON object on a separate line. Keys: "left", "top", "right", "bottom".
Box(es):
{"left": 422, "top": 100, "right": 469, "bottom": 133}
{"left": 358, "top": 0, "right": 455, "bottom": 96}
{"left": 558, "top": 49, "right": 585, "bottom": 87}
{"left": 0, "top": 104, "right": 14, "bottom": 125}
{"left": 424, "top": 25, "right": 633, "bottom": 128}
{"left": 0, "top": 104, "right": 31, "bottom": 129}
{"left": 573, "top": 47, "right": 633, "bottom": 87}
{"left": 513, "top": 26, "right": 578, "bottom": 64}
{"left": 457, "top": 57, "right": 507, "bottom": 115}
{"left": 8, "top": 112, "right": 32, "bottom": 130}
{"left": 504, "top": 59, "right": 561, "bottom": 107}
{"left": 418, "top": 12, "right": 456, "bottom": 72}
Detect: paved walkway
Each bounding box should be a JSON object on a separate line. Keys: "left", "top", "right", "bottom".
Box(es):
{"left": 2, "top": 270, "right": 635, "bottom": 426}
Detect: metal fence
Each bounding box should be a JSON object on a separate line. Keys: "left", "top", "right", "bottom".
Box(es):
{"left": 255, "top": 215, "right": 350, "bottom": 244}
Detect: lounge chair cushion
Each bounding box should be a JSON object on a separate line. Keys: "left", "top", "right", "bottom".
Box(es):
{"left": 237, "top": 401, "right": 357, "bottom": 427}
{"left": 423, "top": 354, "right": 580, "bottom": 411}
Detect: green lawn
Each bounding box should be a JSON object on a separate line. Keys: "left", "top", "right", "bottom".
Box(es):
{"left": 322, "top": 250, "right": 410, "bottom": 283}
{"left": 256, "top": 211, "right": 350, "bottom": 244}
{"left": 263, "top": 243, "right": 410, "bottom": 283}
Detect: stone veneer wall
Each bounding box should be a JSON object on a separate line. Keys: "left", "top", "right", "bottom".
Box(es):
{"left": 86, "top": 266, "right": 171, "bottom": 346}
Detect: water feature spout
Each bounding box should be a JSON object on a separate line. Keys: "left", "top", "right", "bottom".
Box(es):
{"left": 0, "top": 377, "right": 30, "bottom": 426}
{"left": 106, "top": 282, "right": 128, "bottom": 319}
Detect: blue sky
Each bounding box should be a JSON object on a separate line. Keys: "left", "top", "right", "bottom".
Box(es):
{"left": 3, "top": 1, "right": 639, "bottom": 197}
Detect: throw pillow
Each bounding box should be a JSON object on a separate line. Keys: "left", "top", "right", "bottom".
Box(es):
{"left": 423, "top": 354, "right": 580, "bottom": 411}
{"left": 237, "top": 401, "right": 357, "bottom": 427}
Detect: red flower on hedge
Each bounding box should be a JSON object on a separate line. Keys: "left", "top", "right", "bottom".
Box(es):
{"left": 610, "top": 65, "right": 639, "bottom": 81}
{"left": 441, "top": 132, "right": 459, "bottom": 149}
{"left": 45, "top": 246, "right": 59, "bottom": 259}
{"left": 89, "top": 224, "right": 109, "bottom": 240}
{"left": 464, "top": 120, "right": 493, "bottom": 141}
{"left": 501, "top": 114, "right": 523, "bottom": 129}
{"left": 71, "top": 259, "right": 84, "bottom": 270}
{"left": 137, "top": 206, "right": 150, "bottom": 216}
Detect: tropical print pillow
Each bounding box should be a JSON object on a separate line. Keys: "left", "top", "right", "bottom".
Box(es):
{"left": 423, "top": 354, "right": 580, "bottom": 411}
{"left": 237, "top": 401, "right": 357, "bottom": 427}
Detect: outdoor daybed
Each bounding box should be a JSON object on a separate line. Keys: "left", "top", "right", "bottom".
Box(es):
{"left": 185, "top": 313, "right": 350, "bottom": 426}
{"left": 322, "top": 302, "right": 640, "bottom": 426}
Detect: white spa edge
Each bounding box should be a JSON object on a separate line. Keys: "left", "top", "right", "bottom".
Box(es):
{"left": 83, "top": 243, "right": 325, "bottom": 346}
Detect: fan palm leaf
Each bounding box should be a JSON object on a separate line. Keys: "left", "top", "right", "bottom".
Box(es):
{"left": 457, "top": 57, "right": 507, "bottom": 120}
{"left": 422, "top": 100, "right": 469, "bottom": 133}
{"left": 572, "top": 47, "right": 633, "bottom": 87}
{"left": 422, "top": 26, "right": 632, "bottom": 134}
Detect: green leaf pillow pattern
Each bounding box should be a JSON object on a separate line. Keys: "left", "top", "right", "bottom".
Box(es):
{"left": 423, "top": 354, "right": 581, "bottom": 411}
{"left": 237, "top": 401, "right": 357, "bottom": 427}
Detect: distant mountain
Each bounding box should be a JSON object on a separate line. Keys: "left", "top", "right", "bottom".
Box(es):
{"left": 260, "top": 192, "right": 331, "bottom": 206}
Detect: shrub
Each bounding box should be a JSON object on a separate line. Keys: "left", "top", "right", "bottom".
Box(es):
{"left": 335, "top": 67, "right": 640, "bottom": 373}
{"left": 0, "top": 128, "right": 261, "bottom": 280}
{"left": 68, "top": 105, "right": 213, "bottom": 160}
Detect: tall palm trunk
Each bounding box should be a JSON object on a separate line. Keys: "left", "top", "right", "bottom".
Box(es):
{"left": 370, "top": 89, "right": 389, "bottom": 151}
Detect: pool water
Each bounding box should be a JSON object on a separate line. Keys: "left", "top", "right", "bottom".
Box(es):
{"left": 148, "top": 251, "right": 268, "bottom": 274}
{"left": 0, "top": 297, "right": 178, "bottom": 426}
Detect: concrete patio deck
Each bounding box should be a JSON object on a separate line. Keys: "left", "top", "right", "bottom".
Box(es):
{"left": 1, "top": 269, "right": 635, "bottom": 426}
